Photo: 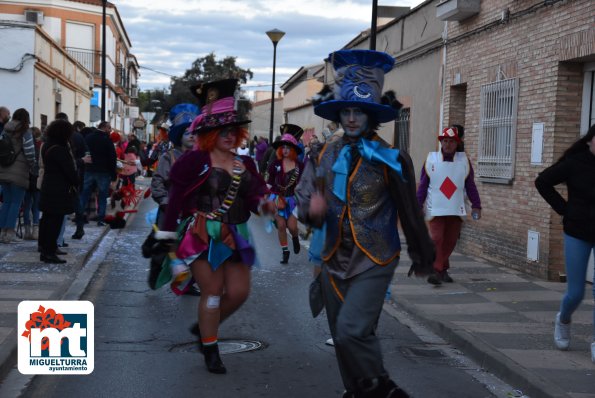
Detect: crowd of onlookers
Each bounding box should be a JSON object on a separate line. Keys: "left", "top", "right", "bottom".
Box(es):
{"left": 0, "top": 106, "right": 162, "bottom": 264}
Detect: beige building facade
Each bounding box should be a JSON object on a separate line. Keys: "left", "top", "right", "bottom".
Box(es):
{"left": 0, "top": 0, "right": 139, "bottom": 133}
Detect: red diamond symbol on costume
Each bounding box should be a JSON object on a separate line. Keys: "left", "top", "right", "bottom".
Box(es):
{"left": 440, "top": 177, "right": 457, "bottom": 200}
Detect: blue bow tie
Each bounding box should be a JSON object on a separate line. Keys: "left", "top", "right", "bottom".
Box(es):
{"left": 331, "top": 138, "right": 404, "bottom": 202}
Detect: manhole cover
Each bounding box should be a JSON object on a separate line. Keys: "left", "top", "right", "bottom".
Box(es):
{"left": 169, "top": 339, "right": 264, "bottom": 354}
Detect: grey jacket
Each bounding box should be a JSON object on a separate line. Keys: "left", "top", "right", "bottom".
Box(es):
{"left": 151, "top": 147, "right": 185, "bottom": 206}
{"left": 0, "top": 121, "right": 35, "bottom": 189}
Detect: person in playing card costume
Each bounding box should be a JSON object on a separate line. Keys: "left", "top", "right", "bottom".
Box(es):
{"left": 416, "top": 125, "right": 482, "bottom": 285}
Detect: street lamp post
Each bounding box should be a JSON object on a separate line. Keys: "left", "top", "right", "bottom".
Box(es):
{"left": 266, "top": 29, "right": 285, "bottom": 144}
{"left": 370, "top": 0, "right": 378, "bottom": 50}
{"left": 101, "top": 0, "right": 107, "bottom": 122}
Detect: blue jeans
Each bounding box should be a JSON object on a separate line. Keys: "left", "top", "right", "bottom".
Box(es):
{"left": 23, "top": 190, "right": 40, "bottom": 225}
{"left": 79, "top": 172, "right": 111, "bottom": 222}
{"left": 57, "top": 215, "right": 67, "bottom": 245}
{"left": 559, "top": 233, "right": 595, "bottom": 339}
{"left": 0, "top": 183, "right": 26, "bottom": 229}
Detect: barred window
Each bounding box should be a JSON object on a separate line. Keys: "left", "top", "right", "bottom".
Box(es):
{"left": 478, "top": 78, "right": 519, "bottom": 183}
{"left": 393, "top": 108, "right": 410, "bottom": 152}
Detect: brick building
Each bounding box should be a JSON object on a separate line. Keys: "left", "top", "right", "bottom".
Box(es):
{"left": 439, "top": 0, "right": 595, "bottom": 280}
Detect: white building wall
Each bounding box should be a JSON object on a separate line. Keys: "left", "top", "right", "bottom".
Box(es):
{"left": 0, "top": 23, "right": 36, "bottom": 114}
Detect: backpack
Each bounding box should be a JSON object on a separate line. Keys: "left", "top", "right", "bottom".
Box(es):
{"left": 0, "top": 132, "right": 19, "bottom": 167}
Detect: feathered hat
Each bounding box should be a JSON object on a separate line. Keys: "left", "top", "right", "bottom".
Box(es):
{"left": 188, "top": 79, "right": 251, "bottom": 134}
{"left": 168, "top": 103, "right": 199, "bottom": 146}
{"left": 314, "top": 50, "right": 401, "bottom": 123}
{"left": 279, "top": 123, "right": 304, "bottom": 141}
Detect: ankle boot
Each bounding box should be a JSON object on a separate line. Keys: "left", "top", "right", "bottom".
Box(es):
{"left": 280, "top": 249, "right": 290, "bottom": 264}
{"left": 24, "top": 224, "right": 34, "bottom": 240}
{"left": 292, "top": 236, "right": 300, "bottom": 254}
{"left": 0, "top": 229, "right": 7, "bottom": 244}
{"left": 203, "top": 344, "right": 226, "bottom": 374}
{"left": 31, "top": 224, "right": 39, "bottom": 240}
{"left": 71, "top": 225, "right": 85, "bottom": 240}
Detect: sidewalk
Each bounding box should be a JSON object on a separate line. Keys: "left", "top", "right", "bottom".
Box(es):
{"left": 0, "top": 178, "right": 150, "bottom": 382}
{"left": 0, "top": 220, "right": 109, "bottom": 379}
{"left": 391, "top": 246, "right": 595, "bottom": 398}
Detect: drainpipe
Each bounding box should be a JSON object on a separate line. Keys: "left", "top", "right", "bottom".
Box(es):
{"left": 438, "top": 21, "right": 448, "bottom": 140}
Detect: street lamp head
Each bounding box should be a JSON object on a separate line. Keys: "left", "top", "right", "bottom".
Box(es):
{"left": 266, "top": 29, "right": 285, "bottom": 44}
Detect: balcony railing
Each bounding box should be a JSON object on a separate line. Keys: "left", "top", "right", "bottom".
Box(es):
{"left": 65, "top": 47, "right": 99, "bottom": 76}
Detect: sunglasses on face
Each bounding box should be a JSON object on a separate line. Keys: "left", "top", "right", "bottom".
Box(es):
{"left": 219, "top": 128, "right": 238, "bottom": 138}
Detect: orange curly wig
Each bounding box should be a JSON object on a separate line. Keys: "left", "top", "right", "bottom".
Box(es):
{"left": 196, "top": 127, "right": 250, "bottom": 152}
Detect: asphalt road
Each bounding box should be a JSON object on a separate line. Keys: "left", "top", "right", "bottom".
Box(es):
{"left": 16, "top": 197, "right": 511, "bottom": 398}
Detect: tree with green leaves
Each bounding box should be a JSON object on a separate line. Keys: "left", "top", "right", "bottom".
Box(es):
{"left": 165, "top": 52, "right": 253, "bottom": 110}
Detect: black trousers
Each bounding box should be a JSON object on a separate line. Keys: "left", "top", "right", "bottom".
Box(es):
{"left": 39, "top": 212, "right": 64, "bottom": 254}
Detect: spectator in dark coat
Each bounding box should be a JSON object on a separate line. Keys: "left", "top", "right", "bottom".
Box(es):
{"left": 69, "top": 122, "right": 90, "bottom": 240}
{"left": 38, "top": 119, "right": 78, "bottom": 263}
{"left": 77, "top": 121, "right": 117, "bottom": 232}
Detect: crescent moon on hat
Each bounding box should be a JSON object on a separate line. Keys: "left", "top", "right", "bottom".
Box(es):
{"left": 353, "top": 86, "right": 372, "bottom": 99}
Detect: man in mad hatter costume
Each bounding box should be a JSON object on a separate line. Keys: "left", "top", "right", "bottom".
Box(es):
{"left": 295, "top": 50, "right": 435, "bottom": 398}
{"left": 154, "top": 79, "right": 275, "bottom": 374}
{"left": 266, "top": 124, "right": 305, "bottom": 264}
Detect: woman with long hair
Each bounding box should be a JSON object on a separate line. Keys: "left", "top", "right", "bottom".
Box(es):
{"left": 154, "top": 79, "right": 275, "bottom": 374}
{"left": 38, "top": 119, "right": 78, "bottom": 263}
{"left": 0, "top": 108, "right": 35, "bottom": 243}
{"left": 266, "top": 125, "right": 304, "bottom": 264}
{"left": 535, "top": 125, "right": 595, "bottom": 363}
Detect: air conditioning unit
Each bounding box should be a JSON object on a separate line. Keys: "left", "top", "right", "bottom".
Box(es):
{"left": 24, "top": 10, "right": 44, "bottom": 25}
{"left": 112, "top": 101, "right": 122, "bottom": 114}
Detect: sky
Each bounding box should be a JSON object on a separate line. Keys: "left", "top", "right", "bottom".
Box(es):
{"left": 116, "top": 0, "right": 426, "bottom": 96}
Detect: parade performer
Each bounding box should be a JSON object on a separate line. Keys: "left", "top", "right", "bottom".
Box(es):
{"left": 416, "top": 125, "right": 482, "bottom": 285}
{"left": 154, "top": 79, "right": 275, "bottom": 374}
{"left": 151, "top": 103, "right": 199, "bottom": 229}
{"left": 148, "top": 103, "right": 200, "bottom": 294}
{"left": 266, "top": 124, "right": 304, "bottom": 264}
{"left": 295, "top": 50, "right": 435, "bottom": 398}
{"left": 535, "top": 125, "right": 595, "bottom": 363}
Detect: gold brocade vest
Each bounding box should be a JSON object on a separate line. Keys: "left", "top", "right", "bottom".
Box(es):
{"left": 319, "top": 139, "right": 401, "bottom": 265}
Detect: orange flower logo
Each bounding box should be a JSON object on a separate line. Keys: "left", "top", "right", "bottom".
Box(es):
{"left": 21, "top": 305, "right": 72, "bottom": 350}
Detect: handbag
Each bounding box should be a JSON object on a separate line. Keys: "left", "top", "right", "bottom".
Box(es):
{"left": 308, "top": 273, "right": 324, "bottom": 318}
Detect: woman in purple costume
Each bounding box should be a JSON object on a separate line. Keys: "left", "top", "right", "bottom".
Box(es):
{"left": 155, "top": 79, "right": 275, "bottom": 374}
{"left": 266, "top": 129, "right": 304, "bottom": 264}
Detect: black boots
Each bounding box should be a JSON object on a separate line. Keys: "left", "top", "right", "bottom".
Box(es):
{"left": 292, "top": 236, "right": 300, "bottom": 254}
{"left": 280, "top": 249, "right": 290, "bottom": 264}
{"left": 355, "top": 376, "right": 410, "bottom": 398}
{"left": 71, "top": 226, "right": 85, "bottom": 240}
{"left": 40, "top": 253, "right": 67, "bottom": 264}
{"left": 203, "top": 344, "right": 226, "bottom": 374}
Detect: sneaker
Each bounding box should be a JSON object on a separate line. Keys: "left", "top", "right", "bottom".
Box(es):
{"left": 325, "top": 338, "right": 334, "bottom": 346}
{"left": 591, "top": 342, "right": 594, "bottom": 364}
{"left": 554, "top": 313, "right": 570, "bottom": 350}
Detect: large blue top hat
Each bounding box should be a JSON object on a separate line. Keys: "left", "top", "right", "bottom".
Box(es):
{"left": 314, "top": 50, "right": 397, "bottom": 123}
{"left": 168, "top": 103, "right": 199, "bottom": 146}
